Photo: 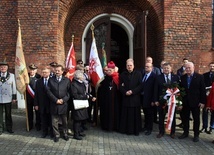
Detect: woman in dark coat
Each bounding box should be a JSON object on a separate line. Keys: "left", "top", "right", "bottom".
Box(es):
{"left": 119, "top": 58, "right": 143, "bottom": 135}
{"left": 98, "top": 61, "right": 120, "bottom": 131}
{"left": 70, "top": 70, "right": 89, "bottom": 140}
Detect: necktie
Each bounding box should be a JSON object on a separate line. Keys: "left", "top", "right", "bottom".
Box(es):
{"left": 166, "top": 74, "right": 170, "bottom": 84}
{"left": 44, "top": 78, "right": 48, "bottom": 86}
{"left": 57, "top": 77, "right": 60, "bottom": 82}
{"left": 143, "top": 74, "right": 147, "bottom": 82}
{"left": 187, "top": 76, "right": 191, "bottom": 89}
{"left": 210, "top": 73, "right": 214, "bottom": 82}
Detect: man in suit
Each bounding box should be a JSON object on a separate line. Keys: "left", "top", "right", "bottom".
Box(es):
{"left": 141, "top": 62, "right": 156, "bottom": 135}
{"left": 200, "top": 62, "right": 214, "bottom": 133}
{"left": 26, "top": 64, "right": 41, "bottom": 131}
{"left": 46, "top": 64, "right": 71, "bottom": 142}
{"left": 177, "top": 58, "right": 189, "bottom": 78}
{"left": 154, "top": 63, "right": 180, "bottom": 139}
{"left": 141, "top": 56, "right": 161, "bottom": 124}
{"left": 34, "top": 67, "right": 52, "bottom": 138}
{"left": 0, "top": 60, "right": 16, "bottom": 134}
{"left": 179, "top": 62, "right": 206, "bottom": 142}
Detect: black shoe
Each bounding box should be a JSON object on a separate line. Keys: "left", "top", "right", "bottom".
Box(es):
{"left": 206, "top": 128, "right": 212, "bottom": 134}
{"left": 200, "top": 128, "right": 207, "bottom": 133}
{"left": 36, "top": 126, "right": 41, "bottom": 131}
{"left": 154, "top": 120, "right": 159, "bottom": 124}
{"left": 54, "top": 137, "right": 59, "bottom": 142}
{"left": 170, "top": 134, "right": 175, "bottom": 139}
{"left": 179, "top": 133, "right": 188, "bottom": 139}
{"left": 79, "top": 133, "right": 86, "bottom": 137}
{"left": 176, "top": 123, "right": 183, "bottom": 128}
{"left": 141, "top": 128, "right": 147, "bottom": 132}
{"left": 73, "top": 136, "right": 82, "bottom": 140}
{"left": 145, "top": 131, "right": 151, "bottom": 136}
{"left": 82, "top": 125, "right": 88, "bottom": 130}
{"left": 41, "top": 133, "right": 48, "bottom": 138}
{"left": 156, "top": 133, "right": 164, "bottom": 138}
{"left": 7, "top": 129, "right": 14, "bottom": 133}
{"left": 63, "top": 136, "right": 69, "bottom": 141}
{"left": 0, "top": 131, "right": 2, "bottom": 135}
{"left": 193, "top": 136, "right": 199, "bottom": 142}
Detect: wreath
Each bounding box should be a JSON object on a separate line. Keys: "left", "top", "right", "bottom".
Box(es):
{"left": 159, "top": 82, "right": 185, "bottom": 108}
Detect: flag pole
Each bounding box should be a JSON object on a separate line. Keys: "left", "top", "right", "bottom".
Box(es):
{"left": 18, "top": 19, "right": 29, "bottom": 131}
{"left": 71, "top": 34, "right": 74, "bottom": 44}
{"left": 90, "top": 24, "right": 99, "bottom": 126}
{"left": 24, "top": 90, "right": 29, "bottom": 131}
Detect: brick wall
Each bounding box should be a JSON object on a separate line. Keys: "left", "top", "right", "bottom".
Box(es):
{"left": 164, "top": 0, "right": 213, "bottom": 73}
{"left": 0, "top": 0, "right": 17, "bottom": 72}
{"left": 0, "top": 0, "right": 212, "bottom": 73}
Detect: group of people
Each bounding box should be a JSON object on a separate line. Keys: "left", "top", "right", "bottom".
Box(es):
{"left": 98, "top": 57, "right": 214, "bottom": 143}
{"left": 0, "top": 56, "right": 213, "bottom": 144}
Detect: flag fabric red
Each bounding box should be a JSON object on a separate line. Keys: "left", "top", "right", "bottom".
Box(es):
{"left": 15, "top": 20, "right": 29, "bottom": 94}
{"left": 89, "top": 37, "right": 104, "bottom": 88}
{"left": 66, "top": 42, "right": 76, "bottom": 80}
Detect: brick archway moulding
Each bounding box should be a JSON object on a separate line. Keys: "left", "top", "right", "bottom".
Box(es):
{"left": 81, "top": 13, "right": 134, "bottom": 62}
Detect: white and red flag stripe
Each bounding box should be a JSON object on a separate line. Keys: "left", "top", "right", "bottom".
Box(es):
{"left": 89, "top": 37, "right": 104, "bottom": 88}
{"left": 66, "top": 41, "right": 76, "bottom": 80}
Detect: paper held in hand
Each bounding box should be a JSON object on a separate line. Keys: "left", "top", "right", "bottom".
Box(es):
{"left": 73, "top": 100, "right": 89, "bottom": 110}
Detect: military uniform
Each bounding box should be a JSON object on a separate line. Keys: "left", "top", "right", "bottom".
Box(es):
{"left": 0, "top": 61, "right": 16, "bottom": 134}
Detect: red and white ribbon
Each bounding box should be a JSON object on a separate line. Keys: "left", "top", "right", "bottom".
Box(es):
{"left": 27, "top": 84, "right": 35, "bottom": 98}
{"left": 164, "top": 87, "right": 180, "bottom": 131}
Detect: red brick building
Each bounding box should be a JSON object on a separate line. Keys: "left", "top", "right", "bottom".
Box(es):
{"left": 0, "top": 0, "right": 213, "bottom": 73}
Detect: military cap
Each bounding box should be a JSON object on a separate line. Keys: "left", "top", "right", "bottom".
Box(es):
{"left": 49, "top": 62, "right": 58, "bottom": 67}
{"left": 0, "top": 58, "right": 9, "bottom": 66}
{"left": 29, "top": 63, "right": 38, "bottom": 70}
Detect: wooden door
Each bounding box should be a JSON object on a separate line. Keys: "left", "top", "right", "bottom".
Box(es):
{"left": 133, "top": 11, "right": 148, "bottom": 69}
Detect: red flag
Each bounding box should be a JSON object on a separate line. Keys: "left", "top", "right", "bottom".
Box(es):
{"left": 89, "top": 37, "right": 104, "bottom": 88}
{"left": 66, "top": 42, "right": 76, "bottom": 80}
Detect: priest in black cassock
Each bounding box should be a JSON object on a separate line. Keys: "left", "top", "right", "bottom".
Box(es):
{"left": 119, "top": 58, "right": 143, "bottom": 135}
{"left": 98, "top": 61, "right": 120, "bottom": 131}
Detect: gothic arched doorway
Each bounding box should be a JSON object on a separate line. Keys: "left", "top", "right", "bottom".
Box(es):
{"left": 82, "top": 14, "right": 133, "bottom": 73}
{"left": 85, "top": 18, "right": 129, "bottom": 73}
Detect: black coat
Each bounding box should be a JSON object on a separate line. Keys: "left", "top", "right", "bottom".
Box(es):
{"left": 180, "top": 72, "right": 206, "bottom": 107}
{"left": 98, "top": 75, "right": 120, "bottom": 131}
{"left": 141, "top": 72, "right": 156, "bottom": 108}
{"left": 119, "top": 70, "right": 142, "bottom": 107}
{"left": 154, "top": 73, "right": 180, "bottom": 106}
{"left": 46, "top": 76, "right": 70, "bottom": 115}
{"left": 34, "top": 77, "right": 51, "bottom": 114}
{"left": 70, "top": 79, "right": 88, "bottom": 121}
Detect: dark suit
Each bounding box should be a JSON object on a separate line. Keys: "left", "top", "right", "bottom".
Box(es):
{"left": 154, "top": 73, "right": 179, "bottom": 135}
{"left": 141, "top": 72, "right": 156, "bottom": 132}
{"left": 180, "top": 72, "right": 206, "bottom": 137}
{"left": 34, "top": 77, "right": 52, "bottom": 136}
{"left": 46, "top": 76, "right": 71, "bottom": 138}
{"left": 177, "top": 66, "right": 185, "bottom": 78}
{"left": 26, "top": 73, "right": 41, "bottom": 130}
{"left": 141, "top": 66, "right": 161, "bottom": 123}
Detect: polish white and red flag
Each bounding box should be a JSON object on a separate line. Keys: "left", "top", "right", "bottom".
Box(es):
{"left": 66, "top": 42, "right": 76, "bottom": 80}
{"left": 89, "top": 37, "right": 104, "bottom": 89}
